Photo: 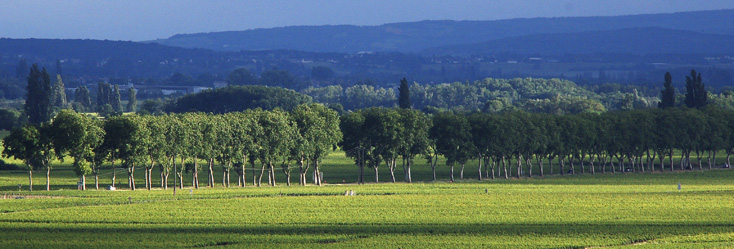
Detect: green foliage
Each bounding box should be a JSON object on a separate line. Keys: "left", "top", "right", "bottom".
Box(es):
{"left": 685, "top": 70, "right": 708, "bottom": 108}
{"left": 260, "top": 69, "right": 301, "bottom": 89}
{"left": 51, "top": 75, "right": 67, "bottom": 109}
{"left": 398, "top": 77, "right": 411, "bottom": 109}
{"left": 0, "top": 108, "right": 21, "bottom": 130}
{"left": 2, "top": 124, "right": 42, "bottom": 170}
{"left": 167, "top": 85, "right": 312, "bottom": 114}
{"left": 24, "top": 64, "right": 53, "bottom": 124}
{"left": 73, "top": 86, "right": 92, "bottom": 112}
{"left": 226, "top": 68, "right": 258, "bottom": 86}
{"left": 126, "top": 87, "right": 137, "bottom": 112}
{"left": 659, "top": 72, "right": 675, "bottom": 108}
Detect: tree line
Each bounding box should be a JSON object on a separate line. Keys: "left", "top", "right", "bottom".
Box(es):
{"left": 6, "top": 104, "right": 733, "bottom": 191}
{"left": 2, "top": 104, "right": 340, "bottom": 191}
{"left": 341, "top": 106, "right": 733, "bottom": 183}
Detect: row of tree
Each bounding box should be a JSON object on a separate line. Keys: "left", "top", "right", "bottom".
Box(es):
{"left": 340, "top": 106, "right": 734, "bottom": 183}
{"left": 2, "top": 104, "right": 341, "bottom": 191}
{"left": 5, "top": 105, "right": 732, "bottom": 190}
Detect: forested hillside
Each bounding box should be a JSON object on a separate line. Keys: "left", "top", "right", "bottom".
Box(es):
{"left": 152, "top": 9, "right": 734, "bottom": 53}
{"left": 423, "top": 27, "right": 734, "bottom": 56}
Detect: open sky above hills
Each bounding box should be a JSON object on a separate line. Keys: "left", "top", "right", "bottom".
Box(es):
{"left": 1, "top": 0, "right": 733, "bottom": 41}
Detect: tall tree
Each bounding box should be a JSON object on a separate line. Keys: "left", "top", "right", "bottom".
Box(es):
{"left": 25, "top": 64, "right": 53, "bottom": 124}
{"left": 52, "top": 75, "right": 68, "bottom": 108}
{"left": 50, "top": 110, "right": 104, "bottom": 190}
{"left": 658, "top": 72, "right": 675, "bottom": 108}
{"left": 97, "top": 82, "right": 112, "bottom": 108}
{"left": 127, "top": 87, "right": 137, "bottom": 112}
{"left": 112, "top": 84, "right": 123, "bottom": 113}
{"left": 397, "top": 108, "right": 430, "bottom": 182}
{"left": 430, "top": 112, "right": 474, "bottom": 182}
{"left": 685, "top": 70, "right": 707, "bottom": 108}
{"left": 2, "top": 124, "right": 42, "bottom": 191}
{"left": 73, "top": 86, "right": 92, "bottom": 112}
{"left": 398, "top": 77, "right": 411, "bottom": 109}
{"left": 291, "top": 104, "right": 341, "bottom": 186}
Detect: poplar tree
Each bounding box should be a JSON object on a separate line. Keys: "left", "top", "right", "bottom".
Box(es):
{"left": 658, "top": 72, "right": 675, "bottom": 108}
{"left": 127, "top": 87, "right": 137, "bottom": 112}
{"left": 398, "top": 77, "right": 411, "bottom": 109}
{"left": 52, "top": 75, "right": 68, "bottom": 108}
{"left": 25, "top": 64, "right": 53, "bottom": 124}
{"left": 684, "top": 70, "right": 707, "bottom": 109}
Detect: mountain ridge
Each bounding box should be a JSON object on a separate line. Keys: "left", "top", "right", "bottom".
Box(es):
{"left": 151, "top": 9, "right": 734, "bottom": 53}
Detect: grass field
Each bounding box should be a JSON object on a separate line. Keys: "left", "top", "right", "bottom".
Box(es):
{"left": 1, "top": 151, "right": 733, "bottom": 248}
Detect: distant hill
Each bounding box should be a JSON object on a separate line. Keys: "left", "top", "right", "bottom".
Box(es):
{"left": 152, "top": 9, "right": 734, "bottom": 53}
{"left": 423, "top": 27, "right": 734, "bottom": 56}
{"left": 0, "top": 38, "right": 227, "bottom": 77}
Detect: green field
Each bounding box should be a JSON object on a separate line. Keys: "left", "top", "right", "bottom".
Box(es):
{"left": 1, "top": 152, "right": 733, "bottom": 248}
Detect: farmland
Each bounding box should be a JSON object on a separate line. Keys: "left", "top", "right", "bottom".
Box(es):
{"left": 1, "top": 152, "right": 733, "bottom": 248}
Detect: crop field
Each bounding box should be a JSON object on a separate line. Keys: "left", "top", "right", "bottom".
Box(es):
{"left": 1, "top": 152, "right": 733, "bottom": 248}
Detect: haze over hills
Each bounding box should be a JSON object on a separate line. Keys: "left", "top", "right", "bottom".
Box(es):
{"left": 152, "top": 9, "right": 734, "bottom": 53}
{"left": 423, "top": 27, "right": 734, "bottom": 56}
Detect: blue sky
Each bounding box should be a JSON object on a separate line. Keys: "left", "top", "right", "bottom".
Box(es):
{"left": 1, "top": 0, "right": 733, "bottom": 41}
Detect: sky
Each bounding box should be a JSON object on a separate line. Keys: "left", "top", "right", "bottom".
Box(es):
{"left": 1, "top": 0, "right": 733, "bottom": 41}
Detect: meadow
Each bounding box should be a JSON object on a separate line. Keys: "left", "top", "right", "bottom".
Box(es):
{"left": 1, "top": 151, "right": 733, "bottom": 248}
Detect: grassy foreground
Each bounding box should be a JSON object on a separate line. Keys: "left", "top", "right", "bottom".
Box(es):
{"left": 1, "top": 166, "right": 733, "bottom": 248}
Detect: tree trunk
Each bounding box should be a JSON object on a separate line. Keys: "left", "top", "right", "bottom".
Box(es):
{"left": 589, "top": 154, "right": 595, "bottom": 174}
{"left": 537, "top": 155, "right": 544, "bottom": 177}
{"left": 315, "top": 160, "right": 322, "bottom": 186}
{"left": 478, "top": 153, "right": 483, "bottom": 180}
{"left": 388, "top": 159, "right": 396, "bottom": 183}
{"left": 144, "top": 168, "right": 148, "bottom": 190}
{"left": 28, "top": 169, "right": 33, "bottom": 191}
{"left": 460, "top": 163, "right": 465, "bottom": 180}
{"left": 46, "top": 166, "right": 50, "bottom": 191}
{"left": 94, "top": 171, "right": 99, "bottom": 190}
{"left": 193, "top": 157, "right": 199, "bottom": 189}
{"left": 502, "top": 156, "right": 508, "bottom": 179}
{"left": 163, "top": 172, "right": 169, "bottom": 189}
{"left": 208, "top": 158, "right": 214, "bottom": 187}
{"left": 526, "top": 156, "right": 532, "bottom": 178}
{"left": 516, "top": 153, "right": 521, "bottom": 179}
{"left": 548, "top": 157, "right": 553, "bottom": 175}
{"left": 569, "top": 156, "right": 575, "bottom": 175}
{"left": 658, "top": 152, "right": 665, "bottom": 172}
{"left": 580, "top": 154, "right": 585, "bottom": 174}
{"left": 111, "top": 158, "right": 116, "bottom": 188}
{"left": 128, "top": 163, "right": 136, "bottom": 191}
{"left": 81, "top": 175, "right": 86, "bottom": 190}
{"left": 147, "top": 168, "right": 153, "bottom": 190}
{"left": 284, "top": 164, "right": 291, "bottom": 186}
{"left": 406, "top": 159, "right": 412, "bottom": 183}
{"left": 450, "top": 164, "right": 455, "bottom": 182}
{"left": 246, "top": 160, "right": 252, "bottom": 188}
{"left": 257, "top": 163, "right": 266, "bottom": 187}
{"left": 431, "top": 155, "right": 437, "bottom": 181}
{"left": 226, "top": 168, "right": 231, "bottom": 187}
{"left": 269, "top": 162, "right": 276, "bottom": 186}
{"left": 374, "top": 166, "right": 379, "bottom": 183}
{"left": 559, "top": 157, "right": 565, "bottom": 176}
